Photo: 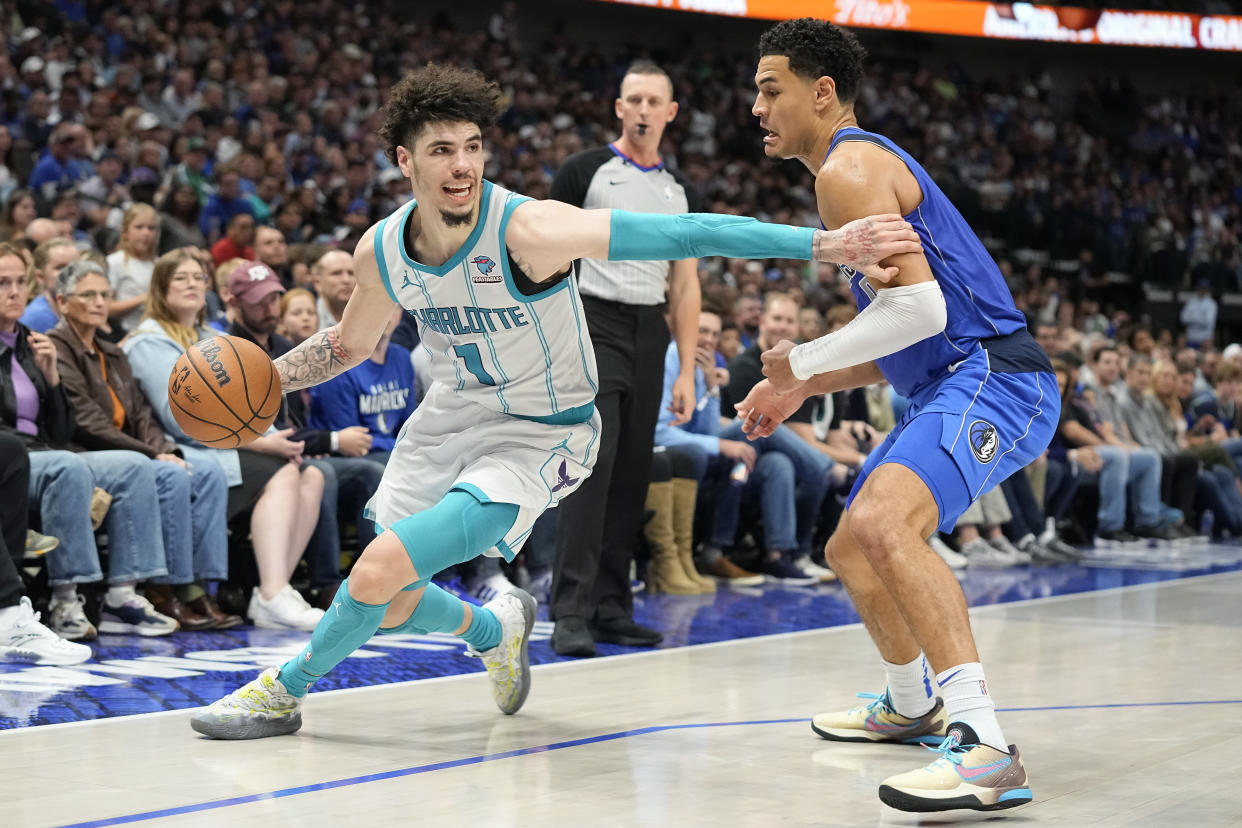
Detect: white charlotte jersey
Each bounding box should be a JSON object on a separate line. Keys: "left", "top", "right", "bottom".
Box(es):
{"left": 373, "top": 181, "right": 599, "bottom": 423}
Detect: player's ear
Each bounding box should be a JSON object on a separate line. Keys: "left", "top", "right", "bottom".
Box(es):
{"left": 395, "top": 145, "right": 413, "bottom": 178}
{"left": 815, "top": 75, "right": 838, "bottom": 112}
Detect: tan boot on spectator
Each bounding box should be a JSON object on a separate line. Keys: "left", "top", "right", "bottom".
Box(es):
{"left": 89, "top": 488, "right": 112, "bottom": 531}
{"left": 643, "top": 481, "right": 698, "bottom": 594}
{"left": 671, "top": 478, "right": 715, "bottom": 593}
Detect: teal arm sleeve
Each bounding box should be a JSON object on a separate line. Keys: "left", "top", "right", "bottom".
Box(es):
{"left": 607, "top": 211, "right": 815, "bottom": 262}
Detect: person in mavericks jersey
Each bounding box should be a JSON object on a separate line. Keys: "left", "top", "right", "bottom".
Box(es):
{"left": 190, "top": 63, "right": 921, "bottom": 740}
{"left": 735, "top": 19, "right": 1059, "bottom": 813}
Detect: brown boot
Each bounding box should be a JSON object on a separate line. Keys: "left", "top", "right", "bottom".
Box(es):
{"left": 671, "top": 478, "right": 715, "bottom": 593}
{"left": 144, "top": 584, "right": 214, "bottom": 631}
{"left": 186, "top": 594, "right": 244, "bottom": 630}
{"left": 643, "top": 481, "right": 699, "bottom": 594}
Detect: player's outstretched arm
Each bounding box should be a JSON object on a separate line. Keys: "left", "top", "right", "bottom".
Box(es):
{"left": 274, "top": 227, "right": 396, "bottom": 392}
{"left": 735, "top": 362, "right": 885, "bottom": 440}
{"left": 505, "top": 199, "right": 921, "bottom": 282}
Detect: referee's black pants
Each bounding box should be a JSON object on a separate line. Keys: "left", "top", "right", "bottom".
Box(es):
{"left": 551, "top": 296, "right": 668, "bottom": 623}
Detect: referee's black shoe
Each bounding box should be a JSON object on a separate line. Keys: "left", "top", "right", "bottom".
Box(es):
{"left": 589, "top": 615, "right": 663, "bottom": 647}
{"left": 551, "top": 615, "right": 596, "bottom": 658}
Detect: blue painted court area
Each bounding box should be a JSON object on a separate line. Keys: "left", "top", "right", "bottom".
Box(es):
{"left": 2, "top": 551, "right": 1240, "bottom": 730}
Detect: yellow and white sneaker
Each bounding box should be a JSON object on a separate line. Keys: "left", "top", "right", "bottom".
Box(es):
{"left": 467, "top": 588, "right": 536, "bottom": 715}
{"left": 190, "top": 667, "right": 302, "bottom": 739}
{"left": 812, "top": 690, "right": 947, "bottom": 745}
{"left": 878, "top": 722, "right": 1032, "bottom": 812}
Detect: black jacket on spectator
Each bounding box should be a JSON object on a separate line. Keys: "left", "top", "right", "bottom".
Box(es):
{"left": 228, "top": 319, "right": 331, "bottom": 455}
{"left": 723, "top": 343, "right": 816, "bottom": 424}
{"left": 0, "top": 322, "right": 75, "bottom": 448}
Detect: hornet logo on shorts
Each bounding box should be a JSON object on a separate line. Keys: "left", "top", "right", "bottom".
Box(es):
{"left": 470, "top": 256, "right": 501, "bottom": 283}
{"left": 968, "top": 420, "right": 999, "bottom": 464}
{"left": 551, "top": 460, "right": 579, "bottom": 492}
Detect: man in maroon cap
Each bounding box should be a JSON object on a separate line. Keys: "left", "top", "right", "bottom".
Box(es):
{"left": 226, "top": 260, "right": 285, "bottom": 355}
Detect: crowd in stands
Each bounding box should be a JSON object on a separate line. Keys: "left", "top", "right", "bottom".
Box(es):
{"left": 0, "top": 1, "right": 1239, "bottom": 661}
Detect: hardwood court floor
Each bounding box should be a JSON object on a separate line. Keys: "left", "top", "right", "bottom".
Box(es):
{"left": 3, "top": 570, "right": 1240, "bottom": 827}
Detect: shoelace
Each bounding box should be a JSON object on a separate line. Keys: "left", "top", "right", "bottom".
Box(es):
{"left": 850, "top": 691, "right": 894, "bottom": 717}
{"left": 922, "top": 733, "right": 969, "bottom": 771}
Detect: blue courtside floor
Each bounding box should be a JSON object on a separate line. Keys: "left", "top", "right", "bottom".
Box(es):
{"left": 3, "top": 547, "right": 1241, "bottom": 730}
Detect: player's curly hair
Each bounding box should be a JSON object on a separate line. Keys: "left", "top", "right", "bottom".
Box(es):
{"left": 379, "top": 64, "right": 505, "bottom": 165}
{"left": 758, "top": 18, "right": 867, "bottom": 104}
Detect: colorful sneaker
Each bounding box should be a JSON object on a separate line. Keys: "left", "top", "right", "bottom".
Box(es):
{"left": 190, "top": 666, "right": 303, "bottom": 739}
{"left": 812, "top": 690, "right": 947, "bottom": 745}
{"left": 47, "top": 594, "right": 98, "bottom": 641}
{"left": 465, "top": 588, "right": 536, "bottom": 715}
{"left": 878, "top": 722, "right": 1032, "bottom": 812}
{"left": 99, "top": 593, "right": 178, "bottom": 636}
{"left": 0, "top": 597, "right": 92, "bottom": 665}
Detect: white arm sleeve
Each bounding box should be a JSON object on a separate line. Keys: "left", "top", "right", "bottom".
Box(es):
{"left": 788, "top": 280, "right": 948, "bottom": 381}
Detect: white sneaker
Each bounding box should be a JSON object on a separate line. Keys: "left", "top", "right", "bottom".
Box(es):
{"left": 47, "top": 593, "right": 98, "bottom": 641}
{"left": 960, "top": 538, "right": 1014, "bottom": 568}
{"left": 0, "top": 597, "right": 93, "bottom": 665}
{"left": 466, "top": 588, "right": 536, "bottom": 715}
{"left": 793, "top": 555, "right": 838, "bottom": 582}
{"left": 988, "top": 535, "right": 1030, "bottom": 565}
{"left": 190, "top": 666, "right": 303, "bottom": 739}
{"left": 465, "top": 572, "right": 516, "bottom": 603}
{"left": 248, "top": 586, "right": 325, "bottom": 631}
{"left": 928, "top": 536, "right": 968, "bottom": 569}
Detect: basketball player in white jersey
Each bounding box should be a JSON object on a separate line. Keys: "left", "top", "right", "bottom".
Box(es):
{"left": 191, "top": 64, "right": 921, "bottom": 739}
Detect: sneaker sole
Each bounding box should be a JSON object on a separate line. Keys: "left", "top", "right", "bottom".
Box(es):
{"left": 811, "top": 720, "right": 944, "bottom": 745}
{"left": 190, "top": 710, "right": 303, "bottom": 740}
{"left": 879, "top": 783, "right": 1033, "bottom": 812}
{"left": 98, "top": 620, "right": 177, "bottom": 636}
{"left": 500, "top": 589, "right": 537, "bottom": 715}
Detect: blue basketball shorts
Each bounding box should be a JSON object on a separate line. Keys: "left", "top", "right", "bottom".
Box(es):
{"left": 845, "top": 350, "right": 1060, "bottom": 533}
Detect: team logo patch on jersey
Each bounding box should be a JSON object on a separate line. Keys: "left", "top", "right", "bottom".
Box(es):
{"left": 968, "top": 420, "right": 999, "bottom": 464}
{"left": 550, "top": 459, "right": 580, "bottom": 493}
{"left": 470, "top": 256, "right": 500, "bottom": 283}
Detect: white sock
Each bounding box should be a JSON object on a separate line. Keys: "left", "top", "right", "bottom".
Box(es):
{"left": 0, "top": 604, "right": 22, "bottom": 628}
{"left": 51, "top": 584, "right": 76, "bottom": 604}
{"left": 1039, "top": 518, "right": 1056, "bottom": 544}
{"left": 936, "top": 662, "right": 1007, "bottom": 751}
{"left": 106, "top": 584, "right": 137, "bottom": 607}
{"left": 883, "top": 654, "right": 935, "bottom": 717}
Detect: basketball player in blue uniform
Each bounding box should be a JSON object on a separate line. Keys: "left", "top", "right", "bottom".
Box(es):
{"left": 190, "top": 64, "right": 921, "bottom": 740}
{"left": 735, "top": 20, "right": 1059, "bottom": 813}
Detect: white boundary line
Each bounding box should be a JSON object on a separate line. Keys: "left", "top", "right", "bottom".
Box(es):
{"left": 3, "top": 568, "right": 1239, "bottom": 737}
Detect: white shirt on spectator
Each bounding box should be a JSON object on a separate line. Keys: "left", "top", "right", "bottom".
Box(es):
{"left": 106, "top": 250, "right": 155, "bottom": 333}
{"left": 1181, "top": 292, "right": 1217, "bottom": 345}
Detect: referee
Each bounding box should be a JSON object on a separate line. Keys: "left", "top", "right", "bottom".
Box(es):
{"left": 549, "top": 60, "right": 701, "bottom": 657}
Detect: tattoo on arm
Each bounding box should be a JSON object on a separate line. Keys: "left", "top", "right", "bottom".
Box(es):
{"left": 274, "top": 327, "right": 354, "bottom": 392}
{"left": 813, "top": 222, "right": 876, "bottom": 267}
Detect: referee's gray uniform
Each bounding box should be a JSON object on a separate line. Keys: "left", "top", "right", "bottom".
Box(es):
{"left": 548, "top": 144, "right": 698, "bottom": 629}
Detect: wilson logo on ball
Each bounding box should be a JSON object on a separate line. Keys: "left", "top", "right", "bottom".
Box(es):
{"left": 197, "top": 338, "right": 232, "bottom": 386}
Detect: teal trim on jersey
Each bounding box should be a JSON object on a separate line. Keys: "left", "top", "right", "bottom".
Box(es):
{"left": 511, "top": 401, "right": 595, "bottom": 426}
{"left": 396, "top": 183, "right": 493, "bottom": 277}
{"left": 408, "top": 267, "right": 465, "bottom": 390}
{"left": 373, "top": 213, "right": 401, "bottom": 305}
{"left": 496, "top": 193, "right": 572, "bottom": 304}
{"left": 459, "top": 260, "right": 512, "bottom": 413}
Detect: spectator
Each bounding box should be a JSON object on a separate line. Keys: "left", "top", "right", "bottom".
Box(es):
{"left": 199, "top": 168, "right": 253, "bottom": 244}
{"left": 19, "top": 237, "right": 77, "bottom": 333}
{"left": 77, "top": 152, "right": 129, "bottom": 234}
{"left": 123, "top": 250, "right": 325, "bottom": 630}
{"left": 0, "top": 242, "right": 178, "bottom": 640}
{"left": 311, "top": 248, "right": 355, "bottom": 329}
{"left": 105, "top": 203, "right": 159, "bottom": 335}
{"left": 0, "top": 431, "right": 93, "bottom": 663}
{"left": 1, "top": 189, "right": 37, "bottom": 242}
{"left": 278, "top": 287, "right": 320, "bottom": 345}
{"left": 28, "top": 127, "right": 88, "bottom": 206}
{"left": 1181, "top": 278, "right": 1218, "bottom": 350}
{"left": 951, "top": 488, "right": 1027, "bottom": 567}
{"left": 168, "top": 137, "right": 212, "bottom": 205}
{"left": 254, "top": 225, "right": 290, "bottom": 287}
{"left": 210, "top": 212, "right": 255, "bottom": 266}
{"left": 156, "top": 183, "right": 206, "bottom": 254}
{"left": 733, "top": 294, "right": 760, "bottom": 350}
{"left": 48, "top": 259, "right": 237, "bottom": 628}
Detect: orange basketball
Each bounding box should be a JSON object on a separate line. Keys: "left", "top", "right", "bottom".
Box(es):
{"left": 167, "top": 335, "right": 282, "bottom": 448}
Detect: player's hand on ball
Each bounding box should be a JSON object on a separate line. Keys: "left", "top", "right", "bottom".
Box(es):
{"left": 735, "top": 378, "right": 804, "bottom": 440}
{"left": 760, "top": 339, "right": 800, "bottom": 393}
{"left": 337, "top": 426, "right": 372, "bottom": 457}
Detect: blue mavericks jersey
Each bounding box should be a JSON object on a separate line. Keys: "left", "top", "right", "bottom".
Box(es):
{"left": 829, "top": 127, "right": 1032, "bottom": 398}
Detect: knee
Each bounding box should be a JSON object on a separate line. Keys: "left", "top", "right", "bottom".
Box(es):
{"left": 756, "top": 451, "right": 794, "bottom": 481}
{"left": 301, "top": 464, "right": 325, "bottom": 494}
{"left": 350, "top": 532, "right": 410, "bottom": 598}
{"left": 847, "top": 494, "right": 914, "bottom": 555}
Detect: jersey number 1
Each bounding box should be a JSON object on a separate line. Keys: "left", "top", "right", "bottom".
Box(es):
{"left": 453, "top": 343, "right": 497, "bottom": 386}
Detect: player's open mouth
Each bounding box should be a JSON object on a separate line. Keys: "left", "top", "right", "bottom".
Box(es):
{"left": 763, "top": 130, "right": 779, "bottom": 145}
{"left": 443, "top": 183, "right": 472, "bottom": 203}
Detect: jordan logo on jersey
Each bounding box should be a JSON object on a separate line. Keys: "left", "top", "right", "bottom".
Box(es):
{"left": 550, "top": 460, "right": 579, "bottom": 492}
{"left": 470, "top": 255, "right": 500, "bottom": 283}
{"left": 968, "top": 420, "right": 998, "bottom": 463}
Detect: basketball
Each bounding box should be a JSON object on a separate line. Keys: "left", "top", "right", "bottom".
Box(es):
{"left": 167, "top": 335, "right": 282, "bottom": 448}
